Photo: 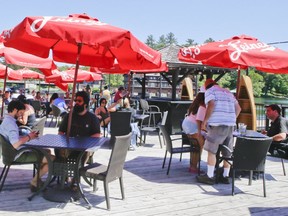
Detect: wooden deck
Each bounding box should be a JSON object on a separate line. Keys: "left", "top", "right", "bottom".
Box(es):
{"left": 1, "top": 124, "right": 288, "bottom": 215}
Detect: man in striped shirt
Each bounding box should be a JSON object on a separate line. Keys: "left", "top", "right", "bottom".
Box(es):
{"left": 196, "top": 79, "right": 241, "bottom": 185}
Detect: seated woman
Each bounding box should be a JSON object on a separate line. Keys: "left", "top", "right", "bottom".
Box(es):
{"left": 17, "top": 95, "right": 37, "bottom": 135}
{"left": 95, "top": 98, "right": 111, "bottom": 127}
{"left": 17, "top": 95, "right": 36, "bottom": 136}
{"left": 182, "top": 92, "right": 206, "bottom": 173}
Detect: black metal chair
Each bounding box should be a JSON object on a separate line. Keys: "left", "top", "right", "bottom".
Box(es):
{"left": 231, "top": 136, "right": 273, "bottom": 197}
{"left": 159, "top": 125, "right": 200, "bottom": 175}
{"left": 30, "top": 100, "right": 44, "bottom": 118}
{"left": 267, "top": 141, "right": 288, "bottom": 176}
{"left": 139, "top": 99, "right": 162, "bottom": 127}
{"left": 49, "top": 105, "right": 62, "bottom": 127}
{"left": 0, "top": 135, "right": 42, "bottom": 192}
{"left": 140, "top": 111, "right": 168, "bottom": 148}
{"left": 109, "top": 111, "right": 132, "bottom": 148}
{"left": 80, "top": 132, "right": 132, "bottom": 210}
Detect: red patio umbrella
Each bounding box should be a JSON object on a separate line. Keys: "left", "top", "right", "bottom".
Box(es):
{"left": 2, "top": 14, "right": 161, "bottom": 70}
{"left": 178, "top": 34, "right": 288, "bottom": 99}
{"left": 178, "top": 35, "right": 288, "bottom": 74}
{"left": 2, "top": 13, "right": 163, "bottom": 137}
{"left": 46, "top": 68, "right": 102, "bottom": 83}
{"left": 15, "top": 68, "right": 45, "bottom": 79}
{"left": 0, "top": 41, "right": 57, "bottom": 116}
{"left": 0, "top": 62, "right": 22, "bottom": 80}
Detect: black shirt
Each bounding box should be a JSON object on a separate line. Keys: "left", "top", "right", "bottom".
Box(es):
{"left": 267, "top": 116, "right": 288, "bottom": 139}
{"left": 59, "top": 111, "right": 100, "bottom": 137}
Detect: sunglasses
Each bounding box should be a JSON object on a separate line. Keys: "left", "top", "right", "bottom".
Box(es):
{"left": 74, "top": 99, "right": 83, "bottom": 103}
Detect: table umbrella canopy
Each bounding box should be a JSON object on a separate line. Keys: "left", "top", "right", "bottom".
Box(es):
{"left": 90, "top": 61, "right": 168, "bottom": 74}
{"left": 46, "top": 67, "right": 102, "bottom": 83}
{"left": 178, "top": 35, "right": 288, "bottom": 74}
{"left": 15, "top": 67, "right": 45, "bottom": 79}
{"left": 0, "top": 42, "right": 57, "bottom": 72}
{"left": 0, "top": 63, "right": 21, "bottom": 80}
{"left": 2, "top": 13, "right": 163, "bottom": 137}
{"left": 2, "top": 14, "right": 162, "bottom": 70}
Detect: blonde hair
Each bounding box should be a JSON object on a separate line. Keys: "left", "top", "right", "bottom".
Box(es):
{"left": 120, "top": 98, "right": 130, "bottom": 108}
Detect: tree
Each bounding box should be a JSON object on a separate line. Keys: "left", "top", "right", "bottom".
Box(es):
{"left": 247, "top": 69, "right": 264, "bottom": 97}
{"left": 103, "top": 74, "right": 124, "bottom": 89}
{"left": 182, "top": 39, "right": 197, "bottom": 47}
{"left": 155, "top": 35, "right": 167, "bottom": 50}
{"left": 145, "top": 35, "right": 156, "bottom": 49}
{"left": 165, "top": 32, "right": 177, "bottom": 45}
{"left": 204, "top": 37, "right": 215, "bottom": 43}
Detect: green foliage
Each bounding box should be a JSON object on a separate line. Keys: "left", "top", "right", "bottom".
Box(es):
{"left": 146, "top": 35, "right": 157, "bottom": 49}
{"left": 182, "top": 39, "right": 197, "bottom": 47}
{"left": 247, "top": 70, "right": 264, "bottom": 97}
{"left": 103, "top": 74, "right": 124, "bottom": 88}
{"left": 203, "top": 38, "right": 215, "bottom": 43}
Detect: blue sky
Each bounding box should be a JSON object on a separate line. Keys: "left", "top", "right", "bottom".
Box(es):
{"left": 1, "top": 0, "right": 288, "bottom": 50}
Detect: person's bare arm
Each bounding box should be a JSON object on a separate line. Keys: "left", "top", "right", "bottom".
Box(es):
{"left": 12, "top": 131, "right": 39, "bottom": 149}
{"left": 95, "top": 108, "right": 102, "bottom": 119}
{"left": 201, "top": 100, "right": 215, "bottom": 131}
{"left": 235, "top": 101, "right": 242, "bottom": 117}
{"left": 18, "top": 110, "right": 29, "bottom": 125}
{"left": 273, "top": 133, "right": 287, "bottom": 141}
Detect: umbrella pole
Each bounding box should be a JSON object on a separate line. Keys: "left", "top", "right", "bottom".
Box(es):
{"left": 236, "top": 66, "right": 241, "bottom": 99}
{"left": 1, "top": 66, "right": 8, "bottom": 118}
{"left": 48, "top": 83, "right": 50, "bottom": 94}
{"left": 67, "top": 43, "right": 82, "bottom": 138}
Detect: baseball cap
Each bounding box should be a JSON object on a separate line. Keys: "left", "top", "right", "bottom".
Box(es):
{"left": 204, "top": 79, "right": 216, "bottom": 89}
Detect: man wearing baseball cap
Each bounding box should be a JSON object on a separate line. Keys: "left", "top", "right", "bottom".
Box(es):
{"left": 196, "top": 79, "right": 241, "bottom": 185}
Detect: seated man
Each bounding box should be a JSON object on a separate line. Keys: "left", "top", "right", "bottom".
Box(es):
{"left": 57, "top": 91, "right": 101, "bottom": 187}
{"left": 0, "top": 100, "right": 53, "bottom": 192}
{"left": 262, "top": 104, "right": 288, "bottom": 157}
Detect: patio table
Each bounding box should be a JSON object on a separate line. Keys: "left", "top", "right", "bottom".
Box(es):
{"left": 25, "top": 134, "right": 109, "bottom": 209}
{"left": 233, "top": 129, "right": 267, "bottom": 138}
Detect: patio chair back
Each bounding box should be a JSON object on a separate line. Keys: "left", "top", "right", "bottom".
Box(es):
{"left": 31, "top": 116, "right": 47, "bottom": 136}
{"left": 0, "top": 135, "right": 41, "bottom": 192}
{"left": 159, "top": 125, "right": 199, "bottom": 175}
{"left": 159, "top": 125, "right": 173, "bottom": 153}
{"left": 232, "top": 136, "right": 272, "bottom": 197}
{"left": 49, "top": 105, "right": 61, "bottom": 127}
{"left": 80, "top": 132, "right": 132, "bottom": 209}
{"left": 139, "top": 99, "right": 149, "bottom": 112}
{"left": 0, "top": 135, "right": 17, "bottom": 165}
{"left": 106, "top": 132, "right": 132, "bottom": 180}
{"left": 109, "top": 111, "right": 132, "bottom": 147}
{"left": 30, "top": 100, "right": 42, "bottom": 113}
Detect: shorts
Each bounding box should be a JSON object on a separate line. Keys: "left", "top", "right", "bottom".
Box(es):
{"left": 204, "top": 125, "right": 234, "bottom": 157}
{"left": 182, "top": 118, "right": 198, "bottom": 135}
{"left": 15, "top": 151, "right": 41, "bottom": 163}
